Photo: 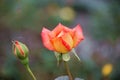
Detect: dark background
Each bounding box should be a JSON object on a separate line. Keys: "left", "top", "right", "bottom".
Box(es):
{"left": 0, "top": 0, "right": 120, "bottom": 80}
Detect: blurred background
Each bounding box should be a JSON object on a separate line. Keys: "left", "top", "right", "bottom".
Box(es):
{"left": 0, "top": 0, "right": 120, "bottom": 80}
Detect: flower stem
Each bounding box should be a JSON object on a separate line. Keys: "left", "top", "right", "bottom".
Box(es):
{"left": 64, "top": 61, "right": 73, "bottom": 80}
{"left": 25, "top": 64, "right": 37, "bottom": 80}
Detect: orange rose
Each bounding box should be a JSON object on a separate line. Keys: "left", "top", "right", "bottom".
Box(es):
{"left": 41, "top": 23, "right": 84, "bottom": 54}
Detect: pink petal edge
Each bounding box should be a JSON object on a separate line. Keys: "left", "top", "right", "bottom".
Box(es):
{"left": 51, "top": 23, "right": 64, "bottom": 36}
{"left": 41, "top": 27, "right": 54, "bottom": 50}
{"left": 73, "top": 24, "right": 84, "bottom": 47}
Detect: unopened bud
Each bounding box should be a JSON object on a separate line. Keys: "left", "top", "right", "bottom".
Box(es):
{"left": 12, "top": 40, "right": 29, "bottom": 65}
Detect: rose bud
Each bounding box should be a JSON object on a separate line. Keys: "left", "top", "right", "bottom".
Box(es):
{"left": 12, "top": 40, "right": 29, "bottom": 65}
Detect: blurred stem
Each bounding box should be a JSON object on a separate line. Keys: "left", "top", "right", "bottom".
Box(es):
{"left": 25, "top": 64, "right": 37, "bottom": 80}
{"left": 64, "top": 61, "right": 73, "bottom": 80}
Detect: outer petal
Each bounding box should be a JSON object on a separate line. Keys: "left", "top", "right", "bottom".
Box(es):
{"left": 63, "top": 25, "right": 72, "bottom": 32}
{"left": 41, "top": 27, "right": 54, "bottom": 50}
{"left": 13, "top": 41, "right": 25, "bottom": 56}
{"left": 50, "top": 23, "right": 64, "bottom": 37}
{"left": 62, "top": 25, "right": 74, "bottom": 38}
{"left": 72, "top": 24, "right": 84, "bottom": 47}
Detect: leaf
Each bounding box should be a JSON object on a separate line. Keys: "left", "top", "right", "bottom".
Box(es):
{"left": 72, "top": 49, "right": 81, "bottom": 61}
{"left": 62, "top": 53, "right": 70, "bottom": 62}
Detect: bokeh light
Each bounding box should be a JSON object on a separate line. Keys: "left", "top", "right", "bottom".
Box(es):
{"left": 102, "top": 63, "right": 113, "bottom": 76}
{"left": 59, "top": 7, "right": 76, "bottom": 21}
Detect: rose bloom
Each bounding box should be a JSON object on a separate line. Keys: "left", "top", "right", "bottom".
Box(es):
{"left": 41, "top": 23, "right": 84, "bottom": 53}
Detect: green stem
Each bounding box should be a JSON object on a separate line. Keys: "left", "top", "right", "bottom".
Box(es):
{"left": 25, "top": 64, "right": 37, "bottom": 80}
{"left": 64, "top": 61, "right": 73, "bottom": 80}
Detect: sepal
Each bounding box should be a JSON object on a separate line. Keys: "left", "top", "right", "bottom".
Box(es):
{"left": 54, "top": 52, "right": 62, "bottom": 66}
{"left": 62, "top": 53, "right": 70, "bottom": 62}
{"left": 72, "top": 49, "right": 81, "bottom": 61}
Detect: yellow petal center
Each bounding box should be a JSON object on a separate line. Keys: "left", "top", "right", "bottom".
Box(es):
{"left": 52, "top": 32, "right": 73, "bottom": 53}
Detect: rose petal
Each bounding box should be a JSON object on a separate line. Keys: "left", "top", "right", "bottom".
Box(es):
{"left": 62, "top": 26, "right": 74, "bottom": 38}
{"left": 52, "top": 37, "right": 69, "bottom": 53}
{"left": 73, "top": 24, "right": 84, "bottom": 47}
{"left": 51, "top": 23, "right": 73, "bottom": 37}
{"left": 57, "top": 31, "right": 64, "bottom": 37}
{"left": 63, "top": 25, "right": 72, "bottom": 32}
{"left": 61, "top": 33, "right": 73, "bottom": 50}
{"left": 41, "top": 27, "right": 54, "bottom": 50}
{"left": 14, "top": 41, "right": 25, "bottom": 56}
{"left": 51, "top": 23, "right": 64, "bottom": 37}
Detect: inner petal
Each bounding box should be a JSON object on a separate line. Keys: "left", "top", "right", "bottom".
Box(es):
{"left": 61, "top": 33, "right": 73, "bottom": 50}
{"left": 52, "top": 37, "right": 69, "bottom": 53}
{"left": 57, "top": 31, "right": 64, "bottom": 37}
